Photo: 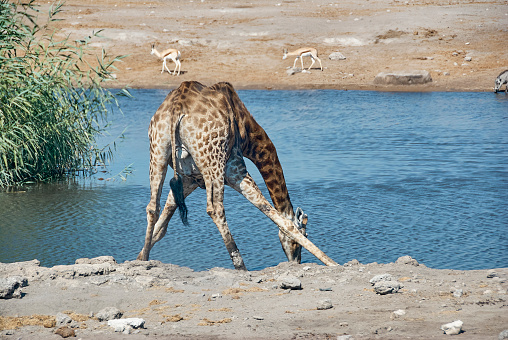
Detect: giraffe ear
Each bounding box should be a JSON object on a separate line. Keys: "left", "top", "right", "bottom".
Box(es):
{"left": 295, "top": 207, "right": 308, "bottom": 228}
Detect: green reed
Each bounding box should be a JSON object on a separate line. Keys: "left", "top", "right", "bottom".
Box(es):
{"left": 0, "top": 0, "right": 129, "bottom": 186}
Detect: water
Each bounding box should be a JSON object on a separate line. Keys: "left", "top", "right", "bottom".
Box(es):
{"left": 1, "top": 89, "right": 507, "bottom": 271}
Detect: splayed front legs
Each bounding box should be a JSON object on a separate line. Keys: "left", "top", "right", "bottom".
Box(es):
{"left": 225, "top": 150, "right": 338, "bottom": 267}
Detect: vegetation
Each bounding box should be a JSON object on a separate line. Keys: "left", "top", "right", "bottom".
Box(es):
{"left": 0, "top": 0, "right": 129, "bottom": 187}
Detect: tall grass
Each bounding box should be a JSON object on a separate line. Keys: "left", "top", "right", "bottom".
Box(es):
{"left": 0, "top": 0, "right": 129, "bottom": 187}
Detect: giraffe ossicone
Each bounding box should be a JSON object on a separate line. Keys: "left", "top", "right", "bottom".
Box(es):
{"left": 137, "top": 81, "right": 337, "bottom": 270}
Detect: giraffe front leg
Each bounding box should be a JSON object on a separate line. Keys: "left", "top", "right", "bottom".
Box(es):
{"left": 205, "top": 178, "right": 247, "bottom": 271}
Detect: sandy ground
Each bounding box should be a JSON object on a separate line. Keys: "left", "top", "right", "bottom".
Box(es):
{"left": 1, "top": 256, "right": 507, "bottom": 339}
{"left": 34, "top": 0, "right": 507, "bottom": 91}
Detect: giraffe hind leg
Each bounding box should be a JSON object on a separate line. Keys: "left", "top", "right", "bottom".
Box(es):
{"left": 152, "top": 176, "right": 198, "bottom": 244}
{"left": 138, "top": 152, "right": 169, "bottom": 260}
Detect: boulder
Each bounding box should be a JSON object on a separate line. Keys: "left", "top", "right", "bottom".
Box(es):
{"left": 374, "top": 70, "right": 432, "bottom": 85}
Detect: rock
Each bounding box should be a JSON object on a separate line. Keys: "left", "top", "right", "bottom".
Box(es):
{"left": 108, "top": 318, "right": 145, "bottom": 334}
{"left": 345, "top": 259, "right": 361, "bottom": 266}
{"left": 370, "top": 274, "right": 393, "bottom": 285}
{"left": 317, "top": 299, "right": 333, "bottom": 310}
{"left": 278, "top": 275, "right": 302, "bottom": 290}
{"left": 0, "top": 276, "right": 28, "bottom": 299}
{"left": 329, "top": 52, "right": 346, "bottom": 60}
{"left": 487, "top": 270, "right": 498, "bottom": 278}
{"left": 374, "top": 281, "right": 403, "bottom": 295}
{"left": 441, "top": 320, "right": 463, "bottom": 335}
{"left": 96, "top": 307, "right": 123, "bottom": 321}
{"left": 56, "top": 313, "right": 72, "bottom": 327}
{"left": 55, "top": 326, "right": 75, "bottom": 338}
{"left": 464, "top": 56, "right": 472, "bottom": 62}
{"left": 391, "top": 309, "right": 406, "bottom": 319}
{"left": 499, "top": 329, "right": 508, "bottom": 339}
{"left": 452, "top": 288, "right": 463, "bottom": 298}
{"left": 373, "top": 70, "right": 432, "bottom": 85}
{"left": 286, "top": 67, "right": 302, "bottom": 76}
{"left": 395, "top": 255, "right": 419, "bottom": 266}
{"left": 75, "top": 256, "right": 116, "bottom": 265}
{"left": 337, "top": 335, "right": 353, "bottom": 340}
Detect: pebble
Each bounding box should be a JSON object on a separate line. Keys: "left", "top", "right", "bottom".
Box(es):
{"left": 96, "top": 307, "right": 123, "bottom": 321}
{"left": 374, "top": 281, "right": 403, "bottom": 295}
{"left": 317, "top": 299, "right": 333, "bottom": 310}
{"left": 499, "top": 329, "right": 508, "bottom": 339}
{"left": 54, "top": 326, "right": 75, "bottom": 338}
{"left": 370, "top": 274, "right": 392, "bottom": 285}
{"left": 391, "top": 309, "right": 406, "bottom": 319}
{"left": 279, "top": 275, "right": 302, "bottom": 290}
{"left": 56, "top": 313, "right": 72, "bottom": 327}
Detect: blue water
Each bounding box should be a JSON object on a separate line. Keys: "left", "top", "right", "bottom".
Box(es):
{"left": 1, "top": 89, "right": 507, "bottom": 271}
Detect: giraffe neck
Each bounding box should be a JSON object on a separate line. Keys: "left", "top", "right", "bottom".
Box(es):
{"left": 211, "top": 83, "right": 295, "bottom": 219}
{"left": 242, "top": 120, "right": 295, "bottom": 220}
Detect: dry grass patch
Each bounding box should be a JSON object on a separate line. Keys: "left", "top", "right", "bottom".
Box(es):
{"left": 149, "top": 299, "right": 167, "bottom": 306}
{"left": 166, "top": 287, "right": 185, "bottom": 293}
{"left": 198, "top": 318, "right": 232, "bottom": 326}
{"left": 208, "top": 308, "right": 232, "bottom": 312}
{"left": 164, "top": 314, "right": 184, "bottom": 322}
{"left": 0, "top": 315, "right": 55, "bottom": 330}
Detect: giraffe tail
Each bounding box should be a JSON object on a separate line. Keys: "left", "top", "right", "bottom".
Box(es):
{"left": 170, "top": 112, "right": 190, "bottom": 227}
{"left": 170, "top": 174, "right": 189, "bottom": 227}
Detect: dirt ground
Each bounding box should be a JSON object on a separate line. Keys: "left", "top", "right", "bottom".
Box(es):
{"left": 1, "top": 256, "right": 507, "bottom": 339}
{"left": 34, "top": 0, "right": 508, "bottom": 91}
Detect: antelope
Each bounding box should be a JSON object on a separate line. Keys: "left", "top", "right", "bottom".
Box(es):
{"left": 283, "top": 47, "right": 323, "bottom": 71}
{"left": 151, "top": 44, "right": 182, "bottom": 76}
{"left": 494, "top": 70, "right": 508, "bottom": 93}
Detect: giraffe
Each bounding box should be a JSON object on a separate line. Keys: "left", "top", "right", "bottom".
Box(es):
{"left": 137, "top": 81, "right": 337, "bottom": 270}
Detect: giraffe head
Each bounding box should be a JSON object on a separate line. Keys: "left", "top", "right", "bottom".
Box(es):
{"left": 279, "top": 207, "right": 308, "bottom": 263}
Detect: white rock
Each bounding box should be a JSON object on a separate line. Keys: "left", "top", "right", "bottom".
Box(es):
{"left": 391, "top": 309, "right": 406, "bottom": 319}
{"left": 441, "top": 320, "right": 463, "bottom": 335}
{"left": 329, "top": 52, "right": 347, "bottom": 60}
{"left": 370, "top": 274, "right": 392, "bottom": 285}
{"left": 317, "top": 299, "right": 333, "bottom": 310}
{"left": 108, "top": 318, "right": 145, "bottom": 333}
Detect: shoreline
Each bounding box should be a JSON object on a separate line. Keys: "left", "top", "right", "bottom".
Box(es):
{"left": 1, "top": 256, "right": 507, "bottom": 339}
{"left": 107, "top": 82, "right": 499, "bottom": 92}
